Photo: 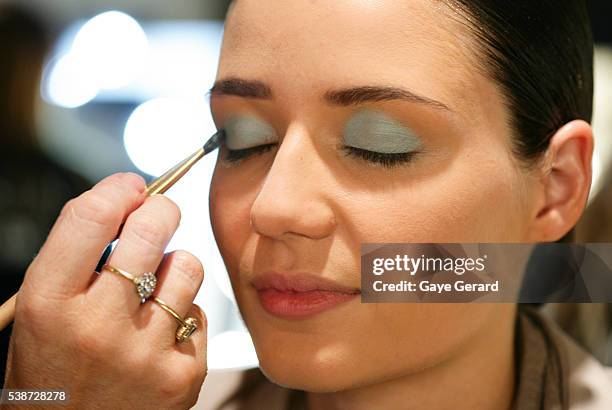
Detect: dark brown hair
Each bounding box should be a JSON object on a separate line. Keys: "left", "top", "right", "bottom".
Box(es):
{"left": 444, "top": 0, "right": 594, "bottom": 163}
{"left": 444, "top": 1, "right": 593, "bottom": 242}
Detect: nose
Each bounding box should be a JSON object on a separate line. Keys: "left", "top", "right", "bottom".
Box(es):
{"left": 250, "top": 125, "right": 337, "bottom": 240}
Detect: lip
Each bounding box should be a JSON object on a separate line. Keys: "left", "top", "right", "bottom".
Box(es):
{"left": 251, "top": 271, "right": 360, "bottom": 319}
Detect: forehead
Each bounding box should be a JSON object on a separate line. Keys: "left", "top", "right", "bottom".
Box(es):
{"left": 218, "top": 0, "right": 498, "bottom": 121}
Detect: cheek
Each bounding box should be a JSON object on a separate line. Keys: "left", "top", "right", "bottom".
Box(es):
{"left": 207, "top": 146, "right": 525, "bottom": 391}
{"left": 340, "top": 155, "right": 528, "bottom": 243}
{"left": 209, "top": 165, "right": 259, "bottom": 274}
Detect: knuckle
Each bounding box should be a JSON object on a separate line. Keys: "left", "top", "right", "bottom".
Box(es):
{"left": 170, "top": 251, "right": 204, "bottom": 287}
{"left": 159, "top": 369, "right": 194, "bottom": 399}
{"left": 185, "top": 395, "right": 199, "bottom": 409}
{"left": 65, "top": 192, "right": 121, "bottom": 231}
{"left": 128, "top": 213, "right": 169, "bottom": 250}
{"left": 181, "top": 365, "right": 198, "bottom": 386}
{"left": 15, "top": 294, "right": 48, "bottom": 323}
{"left": 153, "top": 195, "right": 182, "bottom": 224}
{"left": 109, "top": 172, "right": 146, "bottom": 194}
{"left": 184, "top": 377, "right": 203, "bottom": 410}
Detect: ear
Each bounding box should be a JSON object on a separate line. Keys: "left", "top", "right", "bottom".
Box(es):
{"left": 529, "top": 120, "right": 594, "bottom": 242}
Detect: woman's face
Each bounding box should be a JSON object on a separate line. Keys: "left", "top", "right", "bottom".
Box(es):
{"left": 209, "top": 0, "right": 537, "bottom": 391}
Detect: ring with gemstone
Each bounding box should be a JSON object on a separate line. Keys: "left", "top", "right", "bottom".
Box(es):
{"left": 101, "top": 264, "right": 157, "bottom": 303}
{"left": 151, "top": 297, "right": 198, "bottom": 343}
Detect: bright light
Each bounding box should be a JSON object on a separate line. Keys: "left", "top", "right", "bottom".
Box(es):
{"left": 43, "top": 11, "right": 148, "bottom": 108}
{"left": 42, "top": 18, "right": 223, "bottom": 106}
{"left": 138, "top": 23, "right": 222, "bottom": 98}
{"left": 72, "top": 11, "right": 148, "bottom": 90}
{"left": 208, "top": 331, "right": 259, "bottom": 371}
{"left": 45, "top": 54, "right": 99, "bottom": 108}
{"left": 123, "top": 97, "right": 211, "bottom": 176}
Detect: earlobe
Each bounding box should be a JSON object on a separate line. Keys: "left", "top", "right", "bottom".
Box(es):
{"left": 532, "top": 120, "right": 594, "bottom": 242}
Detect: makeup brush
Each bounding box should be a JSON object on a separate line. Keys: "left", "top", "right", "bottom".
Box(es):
{"left": 0, "top": 129, "right": 224, "bottom": 331}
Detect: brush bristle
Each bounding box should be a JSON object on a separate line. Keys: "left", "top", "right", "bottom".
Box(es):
{"left": 203, "top": 129, "right": 225, "bottom": 153}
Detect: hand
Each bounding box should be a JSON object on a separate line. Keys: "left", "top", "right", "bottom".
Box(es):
{"left": 4, "top": 173, "right": 208, "bottom": 409}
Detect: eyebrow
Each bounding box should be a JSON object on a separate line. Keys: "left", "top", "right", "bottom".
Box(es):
{"left": 210, "top": 78, "right": 272, "bottom": 99}
{"left": 325, "top": 86, "right": 450, "bottom": 111}
{"left": 210, "top": 78, "right": 451, "bottom": 111}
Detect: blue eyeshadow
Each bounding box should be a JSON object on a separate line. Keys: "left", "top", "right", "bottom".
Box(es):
{"left": 343, "top": 110, "right": 423, "bottom": 154}
{"left": 224, "top": 115, "right": 278, "bottom": 150}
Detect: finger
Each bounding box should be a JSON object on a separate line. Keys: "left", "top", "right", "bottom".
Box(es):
{"left": 25, "top": 173, "right": 146, "bottom": 297}
{"left": 173, "top": 304, "right": 208, "bottom": 391}
{"left": 143, "top": 251, "right": 204, "bottom": 345}
{"left": 175, "top": 304, "right": 208, "bottom": 362}
{"left": 90, "top": 195, "right": 181, "bottom": 316}
{"left": 160, "top": 304, "right": 208, "bottom": 408}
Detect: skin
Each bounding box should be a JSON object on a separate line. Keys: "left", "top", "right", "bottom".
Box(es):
{"left": 208, "top": 0, "right": 594, "bottom": 409}
{"left": 3, "top": 0, "right": 592, "bottom": 409}
{"left": 343, "top": 109, "right": 424, "bottom": 154}
{"left": 5, "top": 174, "right": 209, "bottom": 409}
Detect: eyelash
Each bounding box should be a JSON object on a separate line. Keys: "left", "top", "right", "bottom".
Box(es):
{"left": 223, "top": 144, "right": 276, "bottom": 164}
{"left": 222, "top": 143, "right": 417, "bottom": 168}
{"left": 341, "top": 146, "right": 417, "bottom": 168}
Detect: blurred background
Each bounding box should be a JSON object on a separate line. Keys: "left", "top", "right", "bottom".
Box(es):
{"left": 0, "top": 0, "right": 611, "bottom": 381}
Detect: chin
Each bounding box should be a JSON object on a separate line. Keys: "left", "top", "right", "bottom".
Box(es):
{"left": 254, "top": 340, "right": 362, "bottom": 392}
{"left": 237, "top": 293, "right": 370, "bottom": 390}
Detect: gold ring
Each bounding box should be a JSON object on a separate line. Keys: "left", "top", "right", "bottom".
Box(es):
{"left": 152, "top": 297, "right": 198, "bottom": 343}
{"left": 101, "top": 264, "right": 157, "bottom": 304}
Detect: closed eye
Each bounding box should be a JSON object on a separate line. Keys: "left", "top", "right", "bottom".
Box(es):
{"left": 220, "top": 142, "right": 418, "bottom": 168}
{"left": 223, "top": 143, "right": 277, "bottom": 164}
{"left": 342, "top": 146, "right": 418, "bottom": 168}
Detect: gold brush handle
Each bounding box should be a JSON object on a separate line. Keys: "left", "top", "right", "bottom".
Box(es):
{"left": 0, "top": 294, "right": 17, "bottom": 331}
{"left": 146, "top": 148, "right": 205, "bottom": 195}
{"left": 0, "top": 131, "right": 221, "bottom": 332}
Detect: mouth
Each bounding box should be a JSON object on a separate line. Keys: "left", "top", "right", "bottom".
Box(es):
{"left": 251, "top": 271, "right": 361, "bottom": 319}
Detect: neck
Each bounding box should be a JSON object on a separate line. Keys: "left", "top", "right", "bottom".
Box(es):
{"left": 307, "top": 305, "right": 518, "bottom": 410}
